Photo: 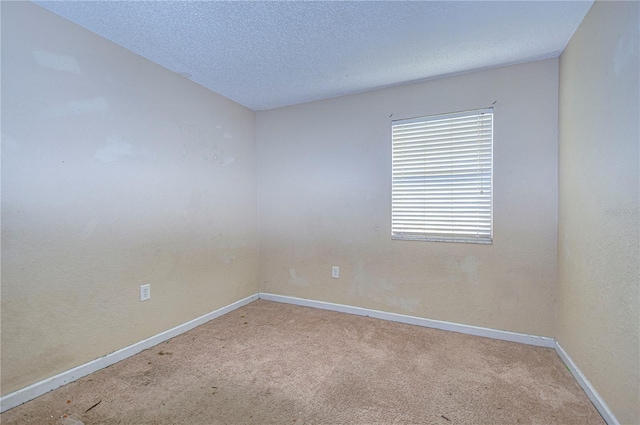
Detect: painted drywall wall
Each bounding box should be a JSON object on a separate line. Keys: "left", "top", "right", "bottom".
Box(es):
{"left": 257, "top": 59, "right": 559, "bottom": 337}
{"left": 1, "top": 2, "right": 258, "bottom": 395}
{"left": 558, "top": 1, "right": 640, "bottom": 423}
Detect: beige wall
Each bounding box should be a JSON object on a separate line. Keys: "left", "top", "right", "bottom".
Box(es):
{"left": 1, "top": 2, "right": 258, "bottom": 395}
{"left": 558, "top": 1, "right": 640, "bottom": 423}
{"left": 257, "top": 59, "right": 559, "bottom": 337}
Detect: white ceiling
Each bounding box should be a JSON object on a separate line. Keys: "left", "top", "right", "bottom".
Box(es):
{"left": 34, "top": 1, "right": 593, "bottom": 111}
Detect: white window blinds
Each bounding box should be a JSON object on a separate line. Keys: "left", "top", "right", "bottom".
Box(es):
{"left": 392, "top": 108, "right": 493, "bottom": 244}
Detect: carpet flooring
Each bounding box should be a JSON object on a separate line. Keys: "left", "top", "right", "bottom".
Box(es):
{"left": 1, "top": 300, "right": 604, "bottom": 425}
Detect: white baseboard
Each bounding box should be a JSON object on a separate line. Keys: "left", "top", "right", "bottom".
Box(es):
{"left": 554, "top": 342, "right": 619, "bottom": 425}
{"left": 258, "top": 293, "right": 556, "bottom": 347}
{"left": 0, "top": 293, "right": 259, "bottom": 413}
{"left": 2, "top": 291, "right": 619, "bottom": 425}
{"left": 259, "top": 293, "right": 619, "bottom": 425}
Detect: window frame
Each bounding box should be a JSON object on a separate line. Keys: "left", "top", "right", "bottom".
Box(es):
{"left": 391, "top": 107, "right": 494, "bottom": 244}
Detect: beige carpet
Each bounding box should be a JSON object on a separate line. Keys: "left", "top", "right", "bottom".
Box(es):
{"left": 1, "top": 300, "right": 604, "bottom": 425}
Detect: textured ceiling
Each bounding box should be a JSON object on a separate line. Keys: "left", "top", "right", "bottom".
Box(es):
{"left": 34, "top": 1, "right": 593, "bottom": 111}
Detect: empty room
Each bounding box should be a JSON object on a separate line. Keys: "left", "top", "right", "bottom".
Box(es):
{"left": 1, "top": 1, "right": 638, "bottom": 424}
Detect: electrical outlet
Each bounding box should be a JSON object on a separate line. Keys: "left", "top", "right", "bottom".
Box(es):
{"left": 332, "top": 266, "right": 340, "bottom": 279}
{"left": 140, "top": 284, "right": 151, "bottom": 301}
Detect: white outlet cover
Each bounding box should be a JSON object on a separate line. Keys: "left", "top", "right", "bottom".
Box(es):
{"left": 332, "top": 266, "right": 339, "bottom": 279}
{"left": 140, "top": 284, "right": 151, "bottom": 301}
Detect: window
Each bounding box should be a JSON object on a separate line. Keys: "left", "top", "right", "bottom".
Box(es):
{"left": 391, "top": 108, "right": 493, "bottom": 244}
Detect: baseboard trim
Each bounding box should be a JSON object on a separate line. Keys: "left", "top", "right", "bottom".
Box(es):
{"left": 2, "top": 292, "right": 620, "bottom": 425}
{"left": 258, "top": 293, "right": 555, "bottom": 348}
{"left": 0, "top": 293, "right": 259, "bottom": 413}
{"left": 554, "top": 342, "right": 619, "bottom": 425}
{"left": 259, "top": 293, "right": 620, "bottom": 425}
